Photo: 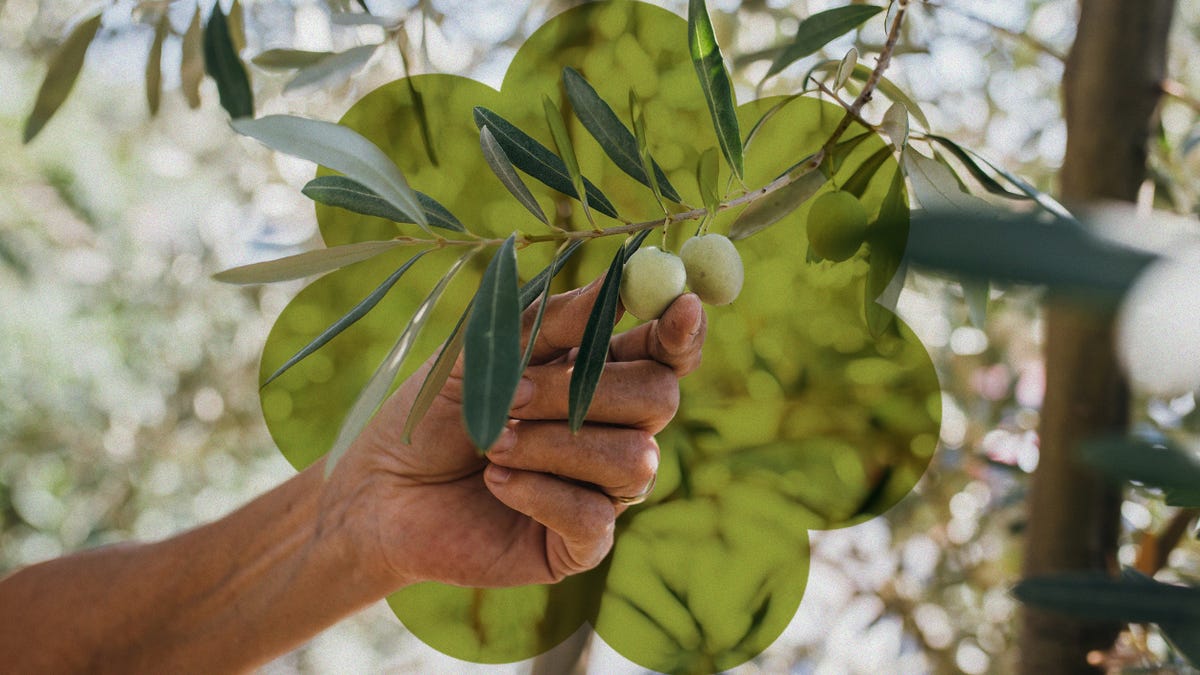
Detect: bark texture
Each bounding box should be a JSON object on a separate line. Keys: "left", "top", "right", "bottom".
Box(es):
{"left": 1019, "top": 1, "right": 1175, "bottom": 673}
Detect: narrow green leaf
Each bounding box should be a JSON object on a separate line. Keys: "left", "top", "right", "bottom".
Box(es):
{"left": 521, "top": 242, "right": 570, "bottom": 372}
{"left": 204, "top": 4, "right": 254, "bottom": 119}
{"left": 1081, "top": 436, "right": 1200, "bottom": 507}
{"left": 326, "top": 249, "right": 475, "bottom": 476}
{"left": 180, "top": 7, "right": 204, "bottom": 109}
{"left": 829, "top": 130, "right": 873, "bottom": 174}
{"left": 479, "top": 126, "right": 548, "bottom": 225}
{"left": 962, "top": 278, "right": 989, "bottom": 328}
{"left": 926, "top": 135, "right": 1026, "bottom": 200}
{"left": 959, "top": 145, "right": 1077, "bottom": 223}
{"left": 630, "top": 91, "right": 668, "bottom": 213}
{"left": 765, "top": 5, "right": 884, "bottom": 80}
{"left": 262, "top": 250, "right": 430, "bottom": 389}
{"left": 688, "top": 0, "right": 744, "bottom": 179}
{"left": 473, "top": 107, "right": 618, "bottom": 218}
{"left": 146, "top": 14, "right": 167, "bottom": 116}
{"left": 730, "top": 157, "right": 825, "bottom": 240}
{"left": 463, "top": 236, "right": 523, "bottom": 450}
{"left": 569, "top": 243, "right": 630, "bottom": 432}
{"left": 232, "top": 115, "right": 429, "bottom": 231}
{"left": 881, "top": 102, "right": 909, "bottom": 150}
{"left": 519, "top": 240, "right": 585, "bottom": 307}
{"left": 833, "top": 47, "right": 858, "bottom": 92}
{"left": 213, "top": 239, "right": 409, "bottom": 285}
{"left": 696, "top": 147, "right": 721, "bottom": 223}
{"left": 402, "top": 300, "right": 471, "bottom": 444}
{"left": 864, "top": 168, "right": 908, "bottom": 338}
{"left": 544, "top": 95, "right": 593, "bottom": 227}
{"left": 841, "top": 145, "right": 892, "bottom": 198}
{"left": 23, "top": 13, "right": 102, "bottom": 143}
{"left": 805, "top": 60, "right": 930, "bottom": 130}
{"left": 252, "top": 49, "right": 332, "bottom": 70}
{"left": 302, "top": 175, "right": 465, "bottom": 232}
{"left": 742, "top": 93, "right": 811, "bottom": 155}
{"left": 1014, "top": 573, "right": 1200, "bottom": 625}
{"left": 564, "top": 68, "right": 683, "bottom": 203}
{"left": 228, "top": 0, "right": 247, "bottom": 54}
{"left": 409, "top": 84, "right": 438, "bottom": 166}
{"left": 284, "top": 44, "right": 378, "bottom": 92}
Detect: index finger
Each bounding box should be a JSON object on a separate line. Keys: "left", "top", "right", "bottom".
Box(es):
{"left": 519, "top": 273, "right": 624, "bottom": 365}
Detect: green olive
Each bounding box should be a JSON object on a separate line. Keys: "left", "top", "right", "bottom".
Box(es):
{"left": 806, "top": 190, "right": 869, "bottom": 262}
{"left": 620, "top": 246, "right": 687, "bottom": 321}
{"left": 680, "top": 233, "right": 743, "bottom": 306}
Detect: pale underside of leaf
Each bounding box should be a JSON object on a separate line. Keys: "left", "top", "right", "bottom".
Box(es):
{"left": 729, "top": 160, "right": 825, "bottom": 240}
{"left": 212, "top": 239, "right": 409, "bottom": 284}
{"left": 146, "top": 14, "right": 168, "bottom": 116}
{"left": 180, "top": 8, "right": 204, "bottom": 109}
{"left": 302, "top": 175, "right": 466, "bottom": 232}
{"left": 24, "top": 12, "right": 103, "bottom": 143}
{"left": 231, "top": 114, "right": 429, "bottom": 231}
{"left": 325, "top": 249, "right": 476, "bottom": 476}
{"left": 284, "top": 44, "right": 379, "bottom": 93}
{"left": 479, "top": 125, "right": 548, "bottom": 225}
{"left": 689, "top": 0, "right": 744, "bottom": 179}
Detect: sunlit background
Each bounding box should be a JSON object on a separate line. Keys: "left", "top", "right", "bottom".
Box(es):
{"left": 3, "top": 0, "right": 1200, "bottom": 672}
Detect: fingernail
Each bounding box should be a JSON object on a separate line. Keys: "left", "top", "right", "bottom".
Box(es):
{"left": 512, "top": 377, "right": 535, "bottom": 408}
{"left": 487, "top": 464, "right": 512, "bottom": 483}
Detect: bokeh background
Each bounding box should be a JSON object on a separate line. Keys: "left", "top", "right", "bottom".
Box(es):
{"left": 3, "top": 0, "right": 1200, "bottom": 672}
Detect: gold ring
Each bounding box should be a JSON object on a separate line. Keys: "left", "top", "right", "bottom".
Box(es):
{"left": 611, "top": 473, "right": 657, "bottom": 505}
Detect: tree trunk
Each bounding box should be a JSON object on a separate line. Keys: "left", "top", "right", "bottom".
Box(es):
{"left": 1019, "top": 1, "right": 1175, "bottom": 673}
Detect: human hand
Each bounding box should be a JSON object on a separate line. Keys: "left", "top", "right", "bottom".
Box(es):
{"left": 324, "top": 276, "right": 707, "bottom": 590}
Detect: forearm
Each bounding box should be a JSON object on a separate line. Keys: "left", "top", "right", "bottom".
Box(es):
{"left": 0, "top": 462, "right": 401, "bottom": 673}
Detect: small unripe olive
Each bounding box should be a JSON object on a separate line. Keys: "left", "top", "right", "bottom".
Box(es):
{"left": 620, "top": 246, "right": 687, "bottom": 321}
{"left": 806, "top": 190, "right": 869, "bottom": 262}
{"left": 680, "top": 233, "right": 743, "bottom": 306}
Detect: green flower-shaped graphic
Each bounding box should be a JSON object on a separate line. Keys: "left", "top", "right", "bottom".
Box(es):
{"left": 257, "top": 2, "right": 939, "bottom": 672}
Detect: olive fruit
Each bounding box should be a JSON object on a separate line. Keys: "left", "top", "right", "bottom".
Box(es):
{"left": 680, "top": 233, "right": 743, "bottom": 306}
{"left": 806, "top": 190, "right": 869, "bottom": 262}
{"left": 620, "top": 246, "right": 687, "bottom": 321}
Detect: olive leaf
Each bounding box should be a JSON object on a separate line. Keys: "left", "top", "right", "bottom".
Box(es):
{"left": 283, "top": 44, "right": 379, "bottom": 92}
{"left": 325, "top": 249, "right": 476, "bottom": 477}
{"left": 463, "top": 235, "right": 523, "bottom": 450}
{"left": 479, "top": 126, "right": 549, "bottom": 225}
{"left": 833, "top": 47, "right": 858, "bottom": 92}
{"left": 261, "top": 250, "right": 431, "bottom": 388}
{"left": 925, "top": 135, "right": 1024, "bottom": 200}
{"left": 864, "top": 168, "right": 908, "bottom": 338}
{"left": 804, "top": 60, "right": 930, "bottom": 130}
{"left": 881, "top": 102, "right": 909, "bottom": 151}
{"left": 302, "top": 175, "right": 465, "bottom": 232}
{"left": 228, "top": 0, "right": 247, "bottom": 54}
{"left": 543, "top": 95, "right": 595, "bottom": 228}
{"left": 521, "top": 243, "right": 569, "bottom": 371}
{"left": 23, "top": 12, "right": 103, "bottom": 143}
{"left": 213, "top": 239, "right": 411, "bottom": 284}
{"left": 568, "top": 231, "right": 652, "bottom": 432}
{"left": 696, "top": 147, "right": 721, "bottom": 226}
{"left": 564, "top": 67, "right": 683, "bottom": 204}
{"left": 955, "top": 144, "right": 1077, "bottom": 222}
{"left": 204, "top": 3, "right": 254, "bottom": 119}
{"left": 841, "top": 145, "right": 892, "bottom": 198}
{"left": 473, "top": 107, "right": 618, "bottom": 218}
{"left": 729, "top": 158, "right": 825, "bottom": 241}
{"left": 146, "top": 13, "right": 168, "bottom": 116}
{"left": 232, "top": 115, "right": 429, "bottom": 232}
{"left": 764, "top": 5, "right": 884, "bottom": 80}
{"left": 180, "top": 7, "right": 204, "bottom": 109}
{"left": 252, "top": 49, "right": 332, "bottom": 69}
{"left": 962, "top": 277, "right": 989, "bottom": 328}
{"left": 688, "top": 0, "right": 743, "bottom": 179}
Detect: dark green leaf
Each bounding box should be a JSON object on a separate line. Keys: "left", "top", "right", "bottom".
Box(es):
{"left": 962, "top": 277, "right": 989, "bottom": 328}
{"left": 1081, "top": 437, "right": 1200, "bottom": 507}
{"left": 24, "top": 13, "right": 102, "bottom": 143}
{"left": 730, "top": 156, "right": 825, "bottom": 240}
{"left": 688, "top": 0, "right": 743, "bottom": 179}
{"left": 521, "top": 244, "right": 568, "bottom": 371}
{"left": 1014, "top": 573, "right": 1200, "bottom": 625}
{"left": 907, "top": 209, "right": 1155, "bottom": 300}
{"left": 262, "top": 250, "right": 430, "bottom": 388}
{"left": 829, "top": 130, "right": 873, "bottom": 175}
{"left": 519, "top": 240, "right": 584, "bottom": 307}
{"left": 630, "top": 91, "right": 668, "bottom": 213}
{"left": 232, "top": 115, "right": 428, "bottom": 232}
{"left": 213, "top": 239, "right": 410, "bottom": 284}
{"left": 473, "top": 107, "right": 618, "bottom": 218}
{"left": 926, "top": 135, "right": 1027, "bottom": 200}
{"left": 960, "top": 146, "right": 1078, "bottom": 223}
{"left": 252, "top": 49, "right": 333, "bottom": 70}
{"left": 464, "top": 235, "right": 523, "bottom": 450}
{"left": 841, "top": 145, "right": 891, "bottom": 198}
{"left": 204, "top": 4, "right": 254, "bottom": 119}
{"left": 543, "top": 95, "right": 594, "bottom": 227}
{"left": 180, "top": 8, "right": 204, "bottom": 109}
{"left": 146, "top": 14, "right": 167, "bottom": 116}
{"left": 325, "top": 249, "right": 475, "bottom": 476}
{"left": 302, "top": 175, "right": 465, "bottom": 232}
{"left": 564, "top": 67, "right": 683, "bottom": 203}
{"left": 864, "top": 168, "right": 908, "bottom": 338}
{"left": 765, "top": 5, "right": 884, "bottom": 80}
{"left": 569, "top": 244, "right": 627, "bottom": 432}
